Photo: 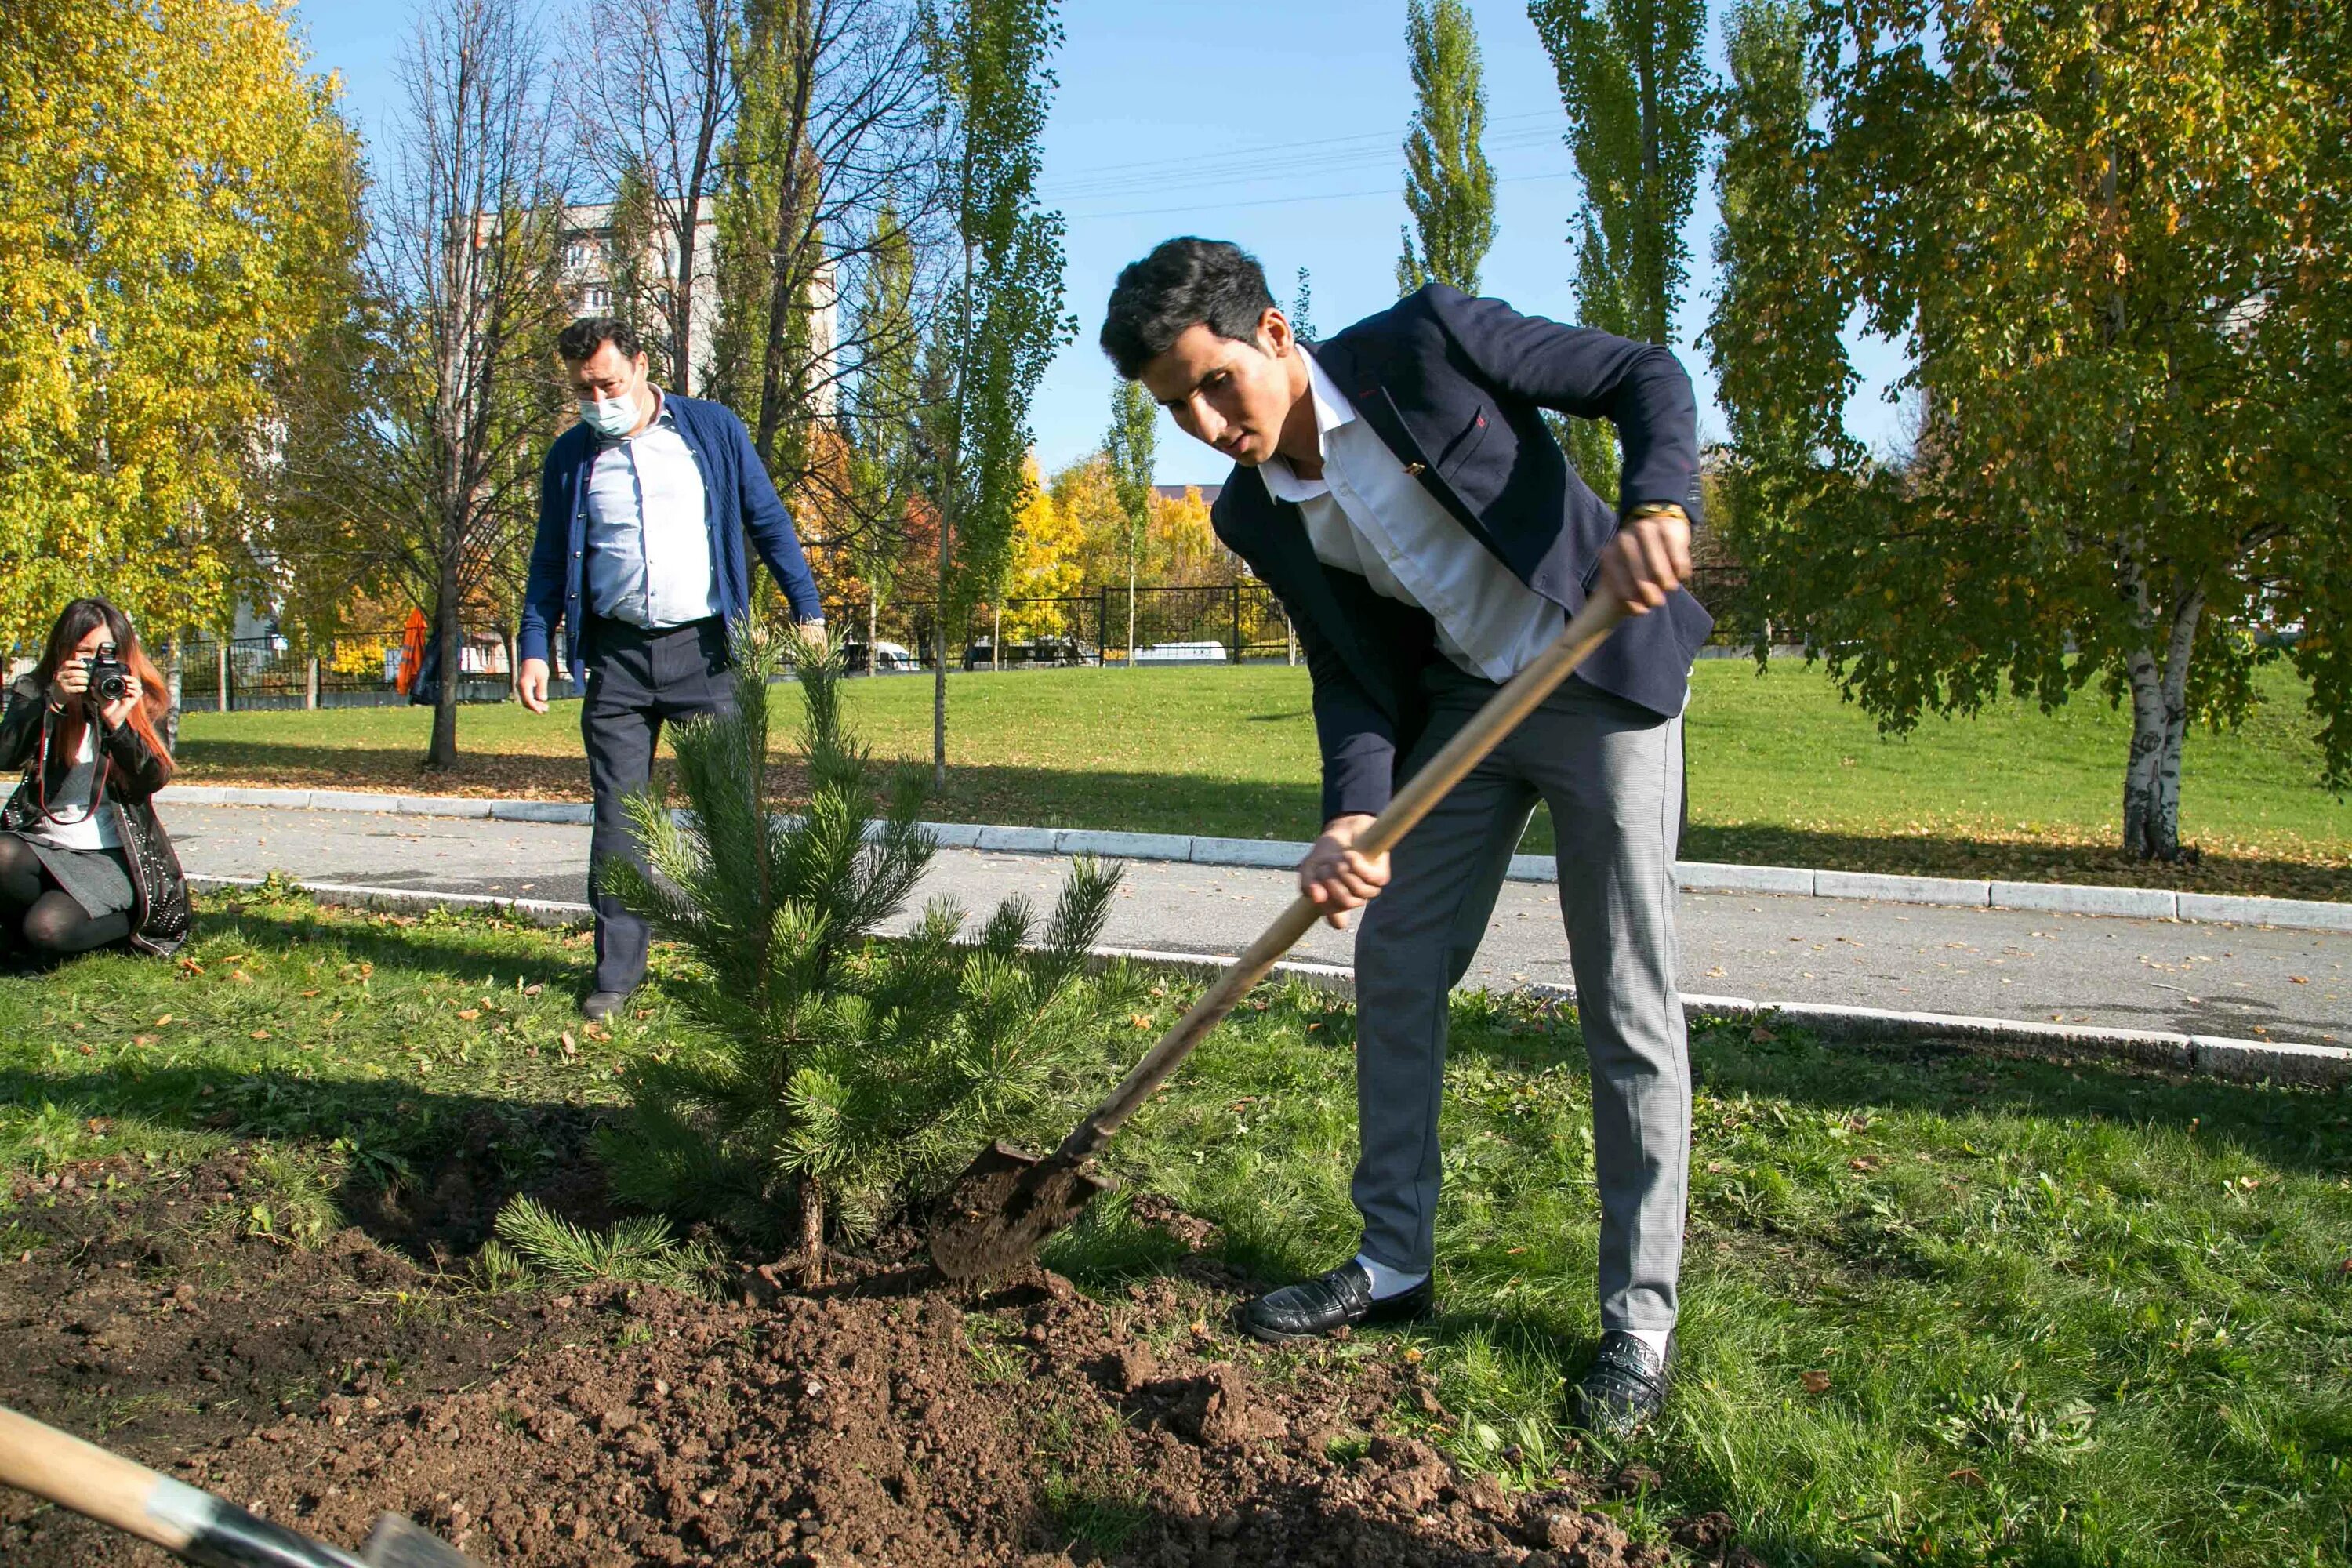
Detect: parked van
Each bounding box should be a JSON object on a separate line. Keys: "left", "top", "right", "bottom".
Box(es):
{"left": 1131, "top": 641, "right": 1229, "bottom": 665}
{"left": 842, "top": 639, "right": 915, "bottom": 673}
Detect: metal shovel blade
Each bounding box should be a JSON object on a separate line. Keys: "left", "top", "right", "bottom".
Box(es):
{"left": 360, "top": 1513, "right": 478, "bottom": 1567}
{"left": 929, "top": 1140, "right": 1118, "bottom": 1282}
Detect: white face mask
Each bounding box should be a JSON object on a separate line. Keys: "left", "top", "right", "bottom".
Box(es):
{"left": 578, "top": 390, "right": 640, "bottom": 438}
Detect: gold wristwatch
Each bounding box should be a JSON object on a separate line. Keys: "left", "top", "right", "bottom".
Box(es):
{"left": 1622, "top": 501, "right": 1689, "bottom": 524}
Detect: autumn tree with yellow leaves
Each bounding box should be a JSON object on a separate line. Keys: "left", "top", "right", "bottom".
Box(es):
{"left": 0, "top": 0, "right": 364, "bottom": 649}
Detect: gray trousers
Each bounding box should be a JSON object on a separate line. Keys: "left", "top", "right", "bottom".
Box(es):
{"left": 582, "top": 615, "right": 735, "bottom": 994}
{"left": 1352, "top": 663, "right": 1690, "bottom": 1331}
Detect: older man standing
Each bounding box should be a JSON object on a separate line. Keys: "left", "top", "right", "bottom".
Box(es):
{"left": 518, "top": 316, "right": 825, "bottom": 1020}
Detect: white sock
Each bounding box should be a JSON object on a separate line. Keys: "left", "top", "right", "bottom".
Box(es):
{"left": 1621, "top": 1327, "right": 1672, "bottom": 1360}
{"left": 1353, "top": 1253, "right": 1428, "bottom": 1301}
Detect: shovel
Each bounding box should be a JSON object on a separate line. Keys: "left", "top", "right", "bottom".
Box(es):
{"left": 0, "top": 1404, "right": 476, "bottom": 1567}
{"left": 931, "top": 592, "right": 1630, "bottom": 1281}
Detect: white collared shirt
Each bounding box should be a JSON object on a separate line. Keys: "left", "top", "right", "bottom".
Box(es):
{"left": 584, "top": 390, "right": 719, "bottom": 627}
{"left": 1259, "top": 352, "right": 1563, "bottom": 682}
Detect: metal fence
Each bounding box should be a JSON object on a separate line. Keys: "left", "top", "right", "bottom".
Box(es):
{"left": 848, "top": 567, "right": 1753, "bottom": 672}
{"left": 167, "top": 630, "right": 579, "bottom": 713}
{"left": 138, "top": 568, "right": 1755, "bottom": 709}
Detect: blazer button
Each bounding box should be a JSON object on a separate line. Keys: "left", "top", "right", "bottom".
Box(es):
{"left": 1401, "top": 461, "right": 1426, "bottom": 477}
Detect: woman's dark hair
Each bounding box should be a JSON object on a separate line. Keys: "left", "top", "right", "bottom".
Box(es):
{"left": 1100, "top": 238, "right": 1277, "bottom": 379}
{"left": 34, "top": 597, "right": 172, "bottom": 760}
{"left": 558, "top": 315, "right": 643, "bottom": 364}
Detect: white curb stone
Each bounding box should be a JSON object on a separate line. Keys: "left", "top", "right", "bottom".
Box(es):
{"left": 488, "top": 800, "right": 594, "bottom": 824}
{"left": 1507, "top": 854, "right": 1558, "bottom": 883}
{"left": 1679, "top": 862, "right": 1814, "bottom": 896}
{"left": 2177, "top": 891, "right": 2352, "bottom": 933}
{"left": 396, "top": 795, "right": 496, "bottom": 818}
{"left": 2190, "top": 1034, "right": 2352, "bottom": 1087}
{"left": 974, "top": 824, "right": 1059, "bottom": 854}
{"left": 1057, "top": 829, "right": 1193, "bottom": 862}
{"left": 307, "top": 789, "right": 399, "bottom": 814}
{"left": 1816, "top": 870, "right": 1991, "bottom": 908}
{"left": 922, "top": 822, "right": 985, "bottom": 848}
{"left": 176, "top": 785, "right": 314, "bottom": 808}
{"left": 1188, "top": 837, "right": 1310, "bottom": 870}
{"left": 1992, "top": 880, "right": 2176, "bottom": 919}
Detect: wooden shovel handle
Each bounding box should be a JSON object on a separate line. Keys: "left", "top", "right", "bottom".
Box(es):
{"left": 0, "top": 1404, "right": 366, "bottom": 1568}
{"left": 1055, "top": 593, "right": 1628, "bottom": 1163}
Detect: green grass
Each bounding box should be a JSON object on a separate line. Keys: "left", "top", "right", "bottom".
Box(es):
{"left": 1052, "top": 983, "right": 2352, "bottom": 1567}
{"left": 175, "top": 659, "right": 2350, "bottom": 898}
{"left": 6, "top": 888, "right": 2344, "bottom": 1563}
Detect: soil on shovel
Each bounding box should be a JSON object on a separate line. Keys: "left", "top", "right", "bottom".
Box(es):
{"left": 0, "top": 1156, "right": 1755, "bottom": 1568}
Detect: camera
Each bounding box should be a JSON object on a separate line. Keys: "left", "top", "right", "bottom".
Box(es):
{"left": 85, "top": 644, "right": 129, "bottom": 703}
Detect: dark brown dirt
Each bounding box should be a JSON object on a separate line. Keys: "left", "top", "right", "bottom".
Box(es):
{"left": 0, "top": 1156, "right": 1759, "bottom": 1568}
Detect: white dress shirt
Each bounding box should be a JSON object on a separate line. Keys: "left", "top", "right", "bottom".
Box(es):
{"left": 1259, "top": 351, "right": 1563, "bottom": 682}
{"left": 585, "top": 390, "right": 720, "bottom": 628}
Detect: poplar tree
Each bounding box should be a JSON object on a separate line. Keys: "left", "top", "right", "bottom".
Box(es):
{"left": 1104, "top": 378, "right": 1156, "bottom": 666}
{"left": 1395, "top": 0, "right": 1496, "bottom": 296}
{"left": 1527, "top": 0, "right": 1711, "bottom": 498}
{"left": 919, "top": 0, "right": 1073, "bottom": 785}
{"left": 1289, "top": 267, "right": 1318, "bottom": 342}
{"left": 1711, "top": 0, "right": 2351, "bottom": 860}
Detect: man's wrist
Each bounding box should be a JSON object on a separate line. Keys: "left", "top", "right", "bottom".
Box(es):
{"left": 1622, "top": 500, "right": 1688, "bottom": 523}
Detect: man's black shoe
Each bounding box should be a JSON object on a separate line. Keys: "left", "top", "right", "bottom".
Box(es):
{"left": 1568, "top": 1330, "right": 1673, "bottom": 1437}
{"left": 1239, "top": 1261, "right": 1432, "bottom": 1345}
{"left": 582, "top": 988, "right": 634, "bottom": 1022}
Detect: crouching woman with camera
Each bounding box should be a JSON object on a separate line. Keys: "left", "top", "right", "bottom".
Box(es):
{"left": 0, "top": 598, "right": 191, "bottom": 960}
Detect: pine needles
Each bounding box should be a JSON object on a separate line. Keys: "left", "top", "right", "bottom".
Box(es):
{"left": 597, "top": 620, "right": 1135, "bottom": 1273}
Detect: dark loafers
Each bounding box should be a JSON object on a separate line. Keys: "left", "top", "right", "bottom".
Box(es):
{"left": 1240, "top": 1260, "right": 1433, "bottom": 1345}
{"left": 1568, "top": 1330, "right": 1673, "bottom": 1437}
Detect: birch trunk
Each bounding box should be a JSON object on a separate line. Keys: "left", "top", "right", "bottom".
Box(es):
{"left": 2120, "top": 586, "right": 2204, "bottom": 861}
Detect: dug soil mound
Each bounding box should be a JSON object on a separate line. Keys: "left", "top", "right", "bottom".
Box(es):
{"left": 2, "top": 1157, "right": 1752, "bottom": 1567}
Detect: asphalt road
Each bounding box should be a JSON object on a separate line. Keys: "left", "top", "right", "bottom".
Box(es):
{"left": 165, "top": 803, "right": 2351, "bottom": 1047}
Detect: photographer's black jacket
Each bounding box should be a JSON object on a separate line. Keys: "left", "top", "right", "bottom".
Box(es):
{"left": 1210, "top": 284, "right": 1713, "bottom": 823}
{"left": 0, "top": 678, "right": 191, "bottom": 954}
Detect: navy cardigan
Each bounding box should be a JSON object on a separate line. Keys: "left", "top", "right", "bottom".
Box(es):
{"left": 517, "top": 394, "right": 822, "bottom": 681}
{"left": 1210, "top": 284, "right": 1714, "bottom": 824}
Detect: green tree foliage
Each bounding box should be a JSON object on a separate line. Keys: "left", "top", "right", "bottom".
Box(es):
{"left": 1289, "top": 267, "right": 1318, "bottom": 343}
{"left": 1395, "top": 0, "right": 1497, "bottom": 296}
{"left": 919, "top": 0, "right": 1073, "bottom": 782}
{"left": 0, "top": 0, "right": 363, "bottom": 648}
{"left": 837, "top": 205, "right": 924, "bottom": 644}
{"left": 1105, "top": 378, "right": 1156, "bottom": 664}
{"left": 1708, "top": 0, "right": 2350, "bottom": 859}
{"left": 599, "top": 624, "right": 1126, "bottom": 1276}
{"left": 1528, "top": 0, "right": 1711, "bottom": 499}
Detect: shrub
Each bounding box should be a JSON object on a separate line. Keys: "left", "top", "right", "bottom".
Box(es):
{"left": 597, "top": 622, "right": 1129, "bottom": 1279}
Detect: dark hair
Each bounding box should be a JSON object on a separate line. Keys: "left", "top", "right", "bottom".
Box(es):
{"left": 558, "top": 315, "right": 643, "bottom": 364}
{"left": 1100, "top": 238, "right": 1277, "bottom": 379}
{"left": 34, "top": 597, "right": 172, "bottom": 760}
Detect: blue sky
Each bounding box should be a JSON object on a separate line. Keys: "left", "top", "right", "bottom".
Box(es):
{"left": 291, "top": 0, "right": 1907, "bottom": 486}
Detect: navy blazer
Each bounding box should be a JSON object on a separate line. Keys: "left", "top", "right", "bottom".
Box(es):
{"left": 518, "top": 393, "right": 823, "bottom": 681}
{"left": 1210, "top": 284, "right": 1713, "bottom": 824}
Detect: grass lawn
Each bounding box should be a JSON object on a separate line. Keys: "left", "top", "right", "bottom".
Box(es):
{"left": 172, "top": 660, "right": 2350, "bottom": 899}
{"left": 4, "top": 888, "right": 2347, "bottom": 1564}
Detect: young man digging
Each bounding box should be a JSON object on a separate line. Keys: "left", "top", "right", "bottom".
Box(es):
{"left": 1100, "top": 239, "right": 1711, "bottom": 1436}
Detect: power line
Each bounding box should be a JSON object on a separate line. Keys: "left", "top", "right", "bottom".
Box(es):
{"left": 1062, "top": 169, "right": 1577, "bottom": 225}
{"left": 1038, "top": 109, "right": 1563, "bottom": 198}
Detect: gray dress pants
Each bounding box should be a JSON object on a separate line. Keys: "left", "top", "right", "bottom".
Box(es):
{"left": 581, "top": 615, "right": 735, "bottom": 994}
{"left": 1352, "top": 662, "right": 1690, "bottom": 1332}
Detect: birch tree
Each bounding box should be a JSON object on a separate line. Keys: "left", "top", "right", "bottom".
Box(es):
{"left": 1711, "top": 0, "right": 2351, "bottom": 860}
{"left": 1396, "top": 0, "right": 1496, "bottom": 296}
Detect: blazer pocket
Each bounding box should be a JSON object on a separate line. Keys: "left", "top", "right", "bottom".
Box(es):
{"left": 1433, "top": 405, "right": 1490, "bottom": 475}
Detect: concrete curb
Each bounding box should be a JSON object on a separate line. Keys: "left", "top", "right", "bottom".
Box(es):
{"left": 162, "top": 783, "right": 2352, "bottom": 935}
{"left": 187, "top": 873, "right": 2352, "bottom": 1087}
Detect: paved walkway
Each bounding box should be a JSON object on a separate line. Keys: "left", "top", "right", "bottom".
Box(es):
{"left": 166, "top": 803, "right": 2350, "bottom": 1047}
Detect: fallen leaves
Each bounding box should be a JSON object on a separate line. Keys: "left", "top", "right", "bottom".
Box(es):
{"left": 1800, "top": 1370, "right": 1832, "bottom": 1395}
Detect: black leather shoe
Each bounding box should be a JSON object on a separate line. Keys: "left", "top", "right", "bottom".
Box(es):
{"left": 582, "top": 988, "right": 634, "bottom": 1022}
{"left": 1568, "top": 1330, "right": 1673, "bottom": 1437}
{"left": 1239, "top": 1261, "right": 1432, "bottom": 1345}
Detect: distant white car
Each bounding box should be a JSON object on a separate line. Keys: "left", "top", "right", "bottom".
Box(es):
{"left": 1133, "top": 640, "right": 1229, "bottom": 665}
{"left": 844, "top": 639, "right": 916, "bottom": 673}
